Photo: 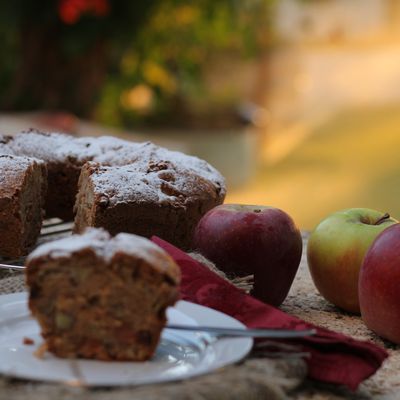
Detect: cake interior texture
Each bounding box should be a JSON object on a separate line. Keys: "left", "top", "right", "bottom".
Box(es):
{"left": 0, "top": 155, "right": 47, "bottom": 258}
{"left": 26, "top": 229, "right": 181, "bottom": 361}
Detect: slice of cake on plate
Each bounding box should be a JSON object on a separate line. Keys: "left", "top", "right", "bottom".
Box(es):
{"left": 25, "top": 228, "right": 181, "bottom": 361}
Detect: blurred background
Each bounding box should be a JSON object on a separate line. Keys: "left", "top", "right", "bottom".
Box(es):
{"left": 1, "top": 0, "right": 400, "bottom": 230}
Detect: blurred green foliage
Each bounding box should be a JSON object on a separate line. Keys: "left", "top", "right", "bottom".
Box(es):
{"left": 96, "top": 0, "right": 275, "bottom": 128}
{"left": 0, "top": 0, "right": 274, "bottom": 128}
{"left": 0, "top": 1, "right": 158, "bottom": 115}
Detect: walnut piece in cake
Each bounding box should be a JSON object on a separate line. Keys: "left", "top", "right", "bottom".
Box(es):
{"left": 26, "top": 228, "right": 181, "bottom": 361}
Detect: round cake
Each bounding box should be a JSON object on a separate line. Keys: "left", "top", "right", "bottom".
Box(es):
{"left": 0, "top": 129, "right": 226, "bottom": 250}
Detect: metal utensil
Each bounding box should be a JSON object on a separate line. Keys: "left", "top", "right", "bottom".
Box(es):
{"left": 0, "top": 219, "right": 73, "bottom": 272}
{"left": 166, "top": 324, "right": 316, "bottom": 339}
{"left": 0, "top": 264, "right": 25, "bottom": 271}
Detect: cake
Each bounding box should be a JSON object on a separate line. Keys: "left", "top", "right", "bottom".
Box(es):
{"left": 0, "top": 130, "right": 225, "bottom": 249}
{"left": 0, "top": 155, "right": 47, "bottom": 258}
{"left": 25, "top": 228, "right": 181, "bottom": 361}
{"left": 74, "top": 145, "right": 225, "bottom": 249}
{"left": 2, "top": 130, "right": 139, "bottom": 220}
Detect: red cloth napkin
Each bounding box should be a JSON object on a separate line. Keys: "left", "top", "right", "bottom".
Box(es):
{"left": 151, "top": 236, "right": 388, "bottom": 391}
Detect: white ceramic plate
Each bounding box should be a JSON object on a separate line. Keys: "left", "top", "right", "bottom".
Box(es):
{"left": 0, "top": 292, "right": 252, "bottom": 386}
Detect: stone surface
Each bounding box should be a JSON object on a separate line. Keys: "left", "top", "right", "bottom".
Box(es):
{"left": 284, "top": 233, "right": 400, "bottom": 399}
{"left": 1, "top": 232, "right": 400, "bottom": 399}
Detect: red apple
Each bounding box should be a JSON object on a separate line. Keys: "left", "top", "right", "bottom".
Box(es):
{"left": 307, "top": 208, "right": 397, "bottom": 313}
{"left": 192, "top": 204, "right": 303, "bottom": 306}
{"left": 359, "top": 223, "right": 400, "bottom": 343}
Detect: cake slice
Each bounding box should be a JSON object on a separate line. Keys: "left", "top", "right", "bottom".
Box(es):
{"left": 25, "top": 228, "right": 181, "bottom": 361}
{"left": 74, "top": 159, "right": 225, "bottom": 250}
{"left": 0, "top": 155, "right": 47, "bottom": 258}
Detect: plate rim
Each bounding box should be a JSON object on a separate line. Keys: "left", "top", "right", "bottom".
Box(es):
{"left": 0, "top": 292, "right": 253, "bottom": 386}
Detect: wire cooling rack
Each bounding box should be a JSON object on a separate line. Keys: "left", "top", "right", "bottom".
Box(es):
{"left": 0, "top": 219, "right": 73, "bottom": 273}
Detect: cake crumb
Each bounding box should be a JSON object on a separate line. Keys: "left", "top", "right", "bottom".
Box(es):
{"left": 33, "top": 342, "right": 48, "bottom": 359}
{"left": 23, "top": 337, "right": 35, "bottom": 345}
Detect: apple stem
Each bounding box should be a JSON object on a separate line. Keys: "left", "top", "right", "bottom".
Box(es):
{"left": 375, "top": 213, "right": 390, "bottom": 225}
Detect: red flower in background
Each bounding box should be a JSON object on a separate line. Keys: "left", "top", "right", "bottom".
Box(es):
{"left": 59, "top": 0, "right": 110, "bottom": 24}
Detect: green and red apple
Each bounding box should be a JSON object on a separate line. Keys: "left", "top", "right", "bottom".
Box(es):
{"left": 307, "top": 208, "right": 397, "bottom": 313}
{"left": 192, "top": 204, "right": 303, "bottom": 307}
{"left": 359, "top": 223, "right": 400, "bottom": 343}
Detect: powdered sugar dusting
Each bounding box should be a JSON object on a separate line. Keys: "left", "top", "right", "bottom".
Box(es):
{"left": 0, "top": 154, "right": 37, "bottom": 171}
{"left": 28, "top": 228, "right": 111, "bottom": 261}
{"left": 99, "top": 140, "right": 225, "bottom": 188}
{"left": 112, "top": 232, "right": 178, "bottom": 275}
{"left": 89, "top": 142, "right": 225, "bottom": 205}
{"left": 145, "top": 144, "right": 224, "bottom": 185}
{"left": 89, "top": 164, "right": 169, "bottom": 203}
{"left": 27, "top": 228, "right": 177, "bottom": 276}
{"left": 6, "top": 130, "right": 225, "bottom": 196}
{"left": 9, "top": 130, "right": 78, "bottom": 163}
{"left": 7, "top": 130, "right": 136, "bottom": 165}
{"left": 0, "top": 155, "right": 44, "bottom": 198}
{"left": 87, "top": 160, "right": 220, "bottom": 206}
{"left": 0, "top": 135, "right": 15, "bottom": 156}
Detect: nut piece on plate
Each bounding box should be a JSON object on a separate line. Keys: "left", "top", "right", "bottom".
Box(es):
{"left": 25, "top": 228, "right": 181, "bottom": 361}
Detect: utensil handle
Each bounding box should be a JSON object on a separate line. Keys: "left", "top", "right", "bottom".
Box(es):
{"left": 0, "top": 263, "right": 25, "bottom": 271}
{"left": 166, "top": 324, "right": 316, "bottom": 339}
